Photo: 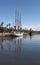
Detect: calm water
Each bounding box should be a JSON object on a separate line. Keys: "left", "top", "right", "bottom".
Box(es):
{"left": 0, "top": 34, "right": 40, "bottom": 65}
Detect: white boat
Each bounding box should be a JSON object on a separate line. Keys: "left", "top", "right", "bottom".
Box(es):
{"left": 14, "top": 33, "right": 23, "bottom": 37}
{"left": 10, "top": 31, "right": 23, "bottom": 37}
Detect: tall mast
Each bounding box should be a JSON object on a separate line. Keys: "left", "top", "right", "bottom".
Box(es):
{"left": 15, "top": 9, "right": 21, "bottom": 30}
{"left": 20, "top": 13, "right": 21, "bottom": 28}
{"left": 15, "top": 9, "right": 17, "bottom": 29}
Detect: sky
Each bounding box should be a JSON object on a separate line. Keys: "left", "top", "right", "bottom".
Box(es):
{"left": 0, "top": 0, "right": 40, "bottom": 30}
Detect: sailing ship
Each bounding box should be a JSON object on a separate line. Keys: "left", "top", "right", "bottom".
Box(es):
{"left": 10, "top": 10, "right": 23, "bottom": 37}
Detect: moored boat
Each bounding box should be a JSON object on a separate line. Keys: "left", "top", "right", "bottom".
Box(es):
{"left": 10, "top": 33, "right": 23, "bottom": 37}
{"left": 9, "top": 31, "right": 23, "bottom": 37}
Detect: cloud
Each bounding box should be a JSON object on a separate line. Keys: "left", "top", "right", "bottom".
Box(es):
{"left": 22, "top": 25, "right": 40, "bottom": 31}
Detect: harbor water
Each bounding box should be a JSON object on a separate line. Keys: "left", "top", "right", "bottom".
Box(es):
{"left": 0, "top": 34, "right": 40, "bottom": 65}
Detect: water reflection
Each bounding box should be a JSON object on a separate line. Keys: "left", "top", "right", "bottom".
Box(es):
{"left": 0, "top": 37, "right": 23, "bottom": 65}
{"left": 0, "top": 35, "right": 34, "bottom": 52}
{"left": 0, "top": 35, "right": 40, "bottom": 65}
{"left": 0, "top": 37, "right": 22, "bottom": 53}
{"left": 29, "top": 35, "right": 32, "bottom": 40}
{"left": 0, "top": 38, "right": 4, "bottom": 52}
{"left": 23, "top": 34, "right": 32, "bottom": 40}
{"left": 14, "top": 37, "right": 22, "bottom": 61}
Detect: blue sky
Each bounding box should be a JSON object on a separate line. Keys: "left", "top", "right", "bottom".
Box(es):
{"left": 0, "top": 0, "right": 40, "bottom": 30}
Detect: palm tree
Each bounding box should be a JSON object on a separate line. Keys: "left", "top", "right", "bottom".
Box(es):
{"left": 1, "top": 22, "right": 4, "bottom": 27}
{"left": 6, "top": 24, "right": 8, "bottom": 28}
{"left": 5, "top": 24, "right": 8, "bottom": 32}
{"left": 0, "top": 22, "right": 4, "bottom": 35}
{"left": 8, "top": 23, "right": 11, "bottom": 28}
{"left": 8, "top": 23, "right": 11, "bottom": 32}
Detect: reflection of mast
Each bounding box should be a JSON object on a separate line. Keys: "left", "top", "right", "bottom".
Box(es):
{"left": 14, "top": 38, "right": 22, "bottom": 59}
